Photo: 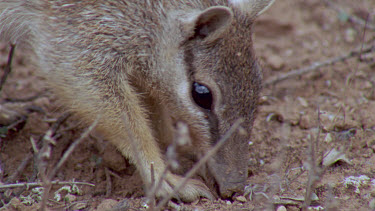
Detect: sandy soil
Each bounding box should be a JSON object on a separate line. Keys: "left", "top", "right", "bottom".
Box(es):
{"left": 1, "top": 0, "right": 375, "bottom": 210}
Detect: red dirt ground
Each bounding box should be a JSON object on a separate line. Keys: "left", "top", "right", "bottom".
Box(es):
{"left": 1, "top": 0, "right": 375, "bottom": 210}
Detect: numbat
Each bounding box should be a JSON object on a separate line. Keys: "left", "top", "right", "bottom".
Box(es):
{"left": 0, "top": 0, "right": 275, "bottom": 201}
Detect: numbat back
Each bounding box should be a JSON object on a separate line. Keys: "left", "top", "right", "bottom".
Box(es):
{"left": 0, "top": 0, "right": 275, "bottom": 201}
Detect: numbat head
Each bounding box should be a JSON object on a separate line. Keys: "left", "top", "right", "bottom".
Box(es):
{"left": 1, "top": 0, "right": 275, "bottom": 201}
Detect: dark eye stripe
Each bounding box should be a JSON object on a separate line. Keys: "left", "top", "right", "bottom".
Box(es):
{"left": 192, "top": 82, "right": 213, "bottom": 110}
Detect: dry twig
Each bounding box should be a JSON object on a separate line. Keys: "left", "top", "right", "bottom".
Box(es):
{"left": 146, "top": 122, "right": 190, "bottom": 206}
{"left": 38, "top": 130, "right": 57, "bottom": 211}
{"left": 302, "top": 108, "right": 324, "bottom": 210}
{"left": 146, "top": 124, "right": 188, "bottom": 210}
{"left": 5, "top": 113, "right": 70, "bottom": 193}
{"left": 48, "top": 113, "right": 71, "bottom": 136}
{"left": 346, "top": 13, "right": 370, "bottom": 88}
{"left": 0, "top": 181, "right": 94, "bottom": 189}
{"left": 156, "top": 118, "right": 244, "bottom": 209}
{"left": 37, "top": 114, "right": 99, "bottom": 211}
{"left": 5, "top": 154, "right": 33, "bottom": 184}
{"left": 48, "top": 114, "right": 100, "bottom": 180}
{"left": 264, "top": 44, "right": 375, "bottom": 87}
{"left": 27, "top": 113, "right": 70, "bottom": 183}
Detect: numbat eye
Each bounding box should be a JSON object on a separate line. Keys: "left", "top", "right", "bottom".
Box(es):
{"left": 192, "top": 82, "right": 213, "bottom": 110}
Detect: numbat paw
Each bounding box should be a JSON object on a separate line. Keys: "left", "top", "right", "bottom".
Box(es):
{"left": 156, "top": 174, "right": 215, "bottom": 202}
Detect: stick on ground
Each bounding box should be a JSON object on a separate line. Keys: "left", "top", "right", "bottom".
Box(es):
{"left": 146, "top": 122, "right": 191, "bottom": 205}
{"left": 48, "top": 114, "right": 100, "bottom": 180}
{"left": 38, "top": 115, "right": 100, "bottom": 211}
{"left": 264, "top": 44, "right": 375, "bottom": 87}
{"left": 5, "top": 154, "right": 33, "bottom": 184}
{"left": 302, "top": 108, "right": 324, "bottom": 210}
{"left": 156, "top": 118, "right": 243, "bottom": 209}
{"left": 0, "top": 181, "right": 95, "bottom": 189}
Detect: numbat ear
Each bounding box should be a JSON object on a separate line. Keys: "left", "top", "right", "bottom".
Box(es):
{"left": 183, "top": 6, "right": 233, "bottom": 42}
{"left": 194, "top": 6, "right": 233, "bottom": 40}
{"left": 229, "top": 0, "right": 276, "bottom": 18}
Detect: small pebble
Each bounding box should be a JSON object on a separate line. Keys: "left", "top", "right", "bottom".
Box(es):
{"left": 362, "top": 81, "right": 373, "bottom": 89}
{"left": 226, "top": 200, "right": 232, "bottom": 205}
{"left": 324, "top": 133, "right": 332, "bottom": 143}
{"left": 235, "top": 196, "right": 247, "bottom": 203}
{"left": 268, "top": 54, "right": 284, "bottom": 70}
{"left": 308, "top": 205, "right": 324, "bottom": 210}
{"left": 64, "top": 193, "right": 76, "bottom": 203}
{"left": 297, "top": 97, "right": 308, "bottom": 107}
{"left": 299, "top": 115, "right": 312, "bottom": 129}
{"left": 259, "top": 96, "right": 271, "bottom": 105}
{"left": 277, "top": 205, "right": 287, "bottom": 211}
{"left": 345, "top": 28, "right": 356, "bottom": 43}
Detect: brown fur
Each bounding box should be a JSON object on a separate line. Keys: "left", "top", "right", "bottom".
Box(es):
{"left": 0, "top": 0, "right": 274, "bottom": 201}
